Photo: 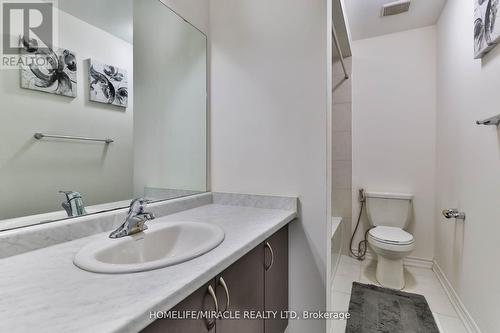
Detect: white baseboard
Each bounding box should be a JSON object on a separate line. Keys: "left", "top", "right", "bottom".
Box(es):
{"left": 432, "top": 261, "right": 481, "bottom": 333}
{"left": 349, "top": 248, "right": 434, "bottom": 269}
{"left": 404, "top": 256, "right": 434, "bottom": 269}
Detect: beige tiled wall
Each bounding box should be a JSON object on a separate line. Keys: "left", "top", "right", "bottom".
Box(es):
{"left": 332, "top": 57, "right": 352, "bottom": 254}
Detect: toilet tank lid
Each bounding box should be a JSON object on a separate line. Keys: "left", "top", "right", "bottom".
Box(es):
{"left": 365, "top": 192, "right": 413, "bottom": 200}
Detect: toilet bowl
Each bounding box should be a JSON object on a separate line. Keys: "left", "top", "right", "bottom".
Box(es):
{"left": 365, "top": 192, "right": 414, "bottom": 290}
{"left": 367, "top": 226, "right": 414, "bottom": 289}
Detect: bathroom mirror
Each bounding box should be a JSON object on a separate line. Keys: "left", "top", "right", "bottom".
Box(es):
{"left": 0, "top": 0, "right": 207, "bottom": 231}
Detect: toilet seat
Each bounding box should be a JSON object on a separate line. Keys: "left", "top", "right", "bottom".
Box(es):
{"left": 368, "top": 226, "right": 414, "bottom": 245}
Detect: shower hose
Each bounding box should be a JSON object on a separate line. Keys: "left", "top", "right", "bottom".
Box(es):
{"left": 349, "top": 194, "right": 372, "bottom": 261}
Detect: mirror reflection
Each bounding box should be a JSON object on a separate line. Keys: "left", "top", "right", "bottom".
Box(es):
{"left": 0, "top": 0, "right": 207, "bottom": 230}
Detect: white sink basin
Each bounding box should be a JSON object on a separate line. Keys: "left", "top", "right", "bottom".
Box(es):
{"left": 73, "top": 222, "right": 225, "bottom": 274}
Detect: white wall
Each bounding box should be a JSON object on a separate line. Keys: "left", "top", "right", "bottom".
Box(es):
{"left": 159, "top": 0, "right": 209, "bottom": 35}
{"left": 57, "top": 0, "right": 133, "bottom": 44}
{"left": 134, "top": 0, "right": 207, "bottom": 194}
{"left": 435, "top": 0, "right": 500, "bottom": 331}
{"left": 209, "top": 0, "right": 331, "bottom": 331}
{"left": 352, "top": 26, "right": 437, "bottom": 260}
{"left": 0, "top": 9, "right": 133, "bottom": 220}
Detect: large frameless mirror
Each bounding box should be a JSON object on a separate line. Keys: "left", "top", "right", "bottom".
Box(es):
{"left": 0, "top": 0, "right": 207, "bottom": 231}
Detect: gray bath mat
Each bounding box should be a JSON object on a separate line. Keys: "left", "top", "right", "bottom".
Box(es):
{"left": 346, "top": 282, "right": 439, "bottom": 333}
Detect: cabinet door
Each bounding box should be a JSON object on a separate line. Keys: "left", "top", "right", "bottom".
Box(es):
{"left": 264, "top": 225, "right": 289, "bottom": 333}
{"left": 141, "top": 280, "right": 217, "bottom": 333}
{"left": 216, "top": 246, "right": 265, "bottom": 333}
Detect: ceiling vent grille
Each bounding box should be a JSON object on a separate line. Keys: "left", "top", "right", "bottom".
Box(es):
{"left": 381, "top": 0, "right": 411, "bottom": 17}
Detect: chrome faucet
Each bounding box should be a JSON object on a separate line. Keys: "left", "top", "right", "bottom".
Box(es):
{"left": 60, "top": 191, "right": 87, "bottom": 217}
{"left": 109, "top": 198, "right": 155, "bottom": 238}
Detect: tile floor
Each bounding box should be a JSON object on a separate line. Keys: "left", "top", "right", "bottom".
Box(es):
{"left": 330, "top": 255, "right": 468, "bottom": 333}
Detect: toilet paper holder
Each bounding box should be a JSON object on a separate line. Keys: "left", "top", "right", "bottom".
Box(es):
{"left": 442, "top": 209, "right": 466, "bottom": 220}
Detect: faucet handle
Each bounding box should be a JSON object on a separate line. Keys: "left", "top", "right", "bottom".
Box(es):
{"left": 59, "top": 190, "right": 82, "bottom": 199}
{"left": 128, "top": 198, "right": 152, "bottom": 214}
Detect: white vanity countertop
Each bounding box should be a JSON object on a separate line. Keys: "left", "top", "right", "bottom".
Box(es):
{"left": 0, "top": 203, "right": 296, "bottom": 333}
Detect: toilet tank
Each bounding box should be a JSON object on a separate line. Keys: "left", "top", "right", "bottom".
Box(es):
{"left": 365, "top": 192, "right": 413, "bottom": 228}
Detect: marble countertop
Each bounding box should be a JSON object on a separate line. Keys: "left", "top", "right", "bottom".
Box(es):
{"left": 0, "top": 203, "right": 296, "bottom": 333}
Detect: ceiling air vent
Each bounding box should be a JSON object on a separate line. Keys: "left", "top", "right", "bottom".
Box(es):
{"left": 381, "top": 0, "right": 411, "bottom": 17}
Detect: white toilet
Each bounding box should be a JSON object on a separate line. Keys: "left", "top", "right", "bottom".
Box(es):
{"left": 365, "top": 191, "right": 414, "bottom": 290}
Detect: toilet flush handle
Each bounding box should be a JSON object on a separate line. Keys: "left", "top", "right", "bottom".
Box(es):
{"left": 442, "top": 209, "right": 466, "bottom": 220}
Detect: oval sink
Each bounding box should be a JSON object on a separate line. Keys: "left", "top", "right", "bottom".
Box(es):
{"left": 73, "top": 222, "right": 225, "bottom": 274}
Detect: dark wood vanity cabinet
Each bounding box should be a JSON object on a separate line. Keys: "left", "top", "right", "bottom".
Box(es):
{"left": 143, "top": 280, "right": 217, "bottom": 333}
{"left": 264, "top": 225, "right": 288, "bottom": 333}
{"left": 215, "top": 245, "right": 265, "bottom": 333}
{"left": 142, "top": 225, "right": 289, "bottom": 333}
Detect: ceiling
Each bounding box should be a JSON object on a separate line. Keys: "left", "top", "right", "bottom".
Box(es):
{"left": 343, "top": 0, "right": 447, "bottom": 41}
{"left": 57, "top": 0, "right": 133, "bottom": 44}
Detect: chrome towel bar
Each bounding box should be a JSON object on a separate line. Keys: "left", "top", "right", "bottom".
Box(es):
{"left": 34, "top": 133, "right": 114, "bottom": 144}
{"left": 476, "top": 114, "right": 500, "bottom": 126}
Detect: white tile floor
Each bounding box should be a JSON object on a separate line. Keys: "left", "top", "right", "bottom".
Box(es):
{"left": 330, "top": 255, "right": 468, "bottom": 333}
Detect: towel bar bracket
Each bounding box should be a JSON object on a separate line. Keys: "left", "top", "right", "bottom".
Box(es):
{"left": 476, "top": 114, "right": 500, "bottom": 126}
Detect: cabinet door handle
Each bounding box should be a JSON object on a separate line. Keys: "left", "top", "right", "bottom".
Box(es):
{"left": 207, "top": 285, "right": 219, "bottom": 312}
{"left": 206, "top": 285, "right": 218, "bottom": 330}
{"left": 218, "top": 277, "right": 230, "bottom": 311}
{"left": 265, "top": 241, "right": 274, "bottom": 271}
